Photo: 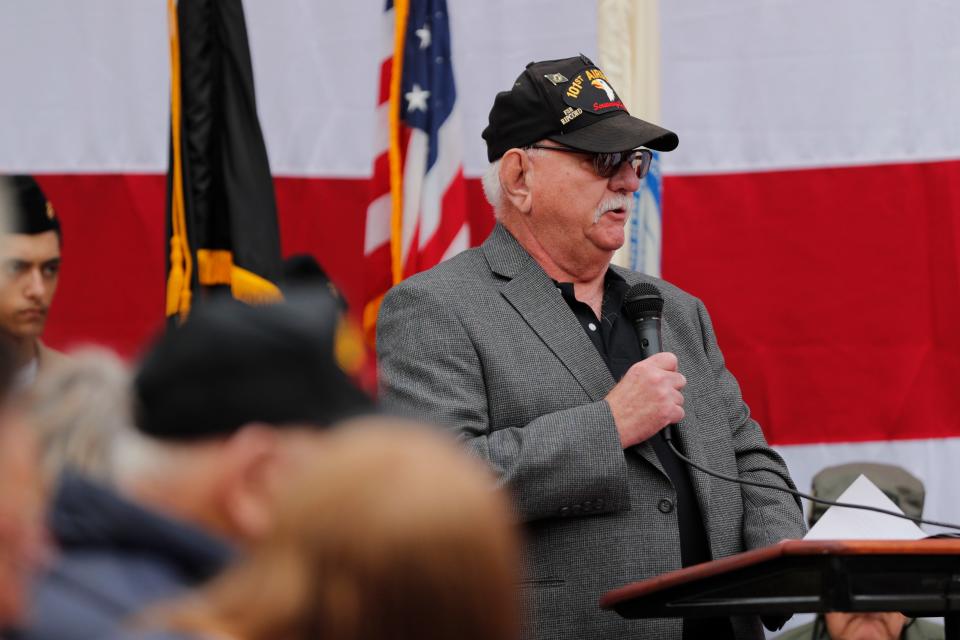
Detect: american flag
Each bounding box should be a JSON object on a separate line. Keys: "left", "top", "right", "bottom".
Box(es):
{"left": 362, "top": 0, "right": 469, "bottom": 336}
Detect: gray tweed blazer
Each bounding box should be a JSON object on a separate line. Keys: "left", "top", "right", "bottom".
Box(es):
{"left": 377, "top": 224, "right": 806, "bottom": 640}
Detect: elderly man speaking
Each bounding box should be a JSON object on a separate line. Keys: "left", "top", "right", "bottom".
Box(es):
{"left": 377, "top": 55, "right": 805, "bottom": 640}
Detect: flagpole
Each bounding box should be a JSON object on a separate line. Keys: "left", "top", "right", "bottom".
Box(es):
{"left": 388, "top": 0, "right": 411, "bottom": 285}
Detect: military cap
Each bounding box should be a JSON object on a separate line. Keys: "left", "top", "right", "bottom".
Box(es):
{"left": 482, "top": 54, "right": 678, "bottom": 162}
{"left": 808, "top": 462, "right": 925, "bottom": 527}
{"left": 0, "top": 175, "right": 61, "bottom": 236}
{"left": 134, "top": 290, "right": 373, "bottom": 440}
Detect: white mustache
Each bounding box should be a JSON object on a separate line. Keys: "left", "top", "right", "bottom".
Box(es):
{"left": 593, "top": 195, "right": 632, "bottom": 223}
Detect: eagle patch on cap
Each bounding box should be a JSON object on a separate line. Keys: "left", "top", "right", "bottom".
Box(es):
{"left": 562, "top": 67, "right": 626, "bottom": 115}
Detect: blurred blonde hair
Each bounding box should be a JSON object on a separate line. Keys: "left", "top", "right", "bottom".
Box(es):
{"left": 26, "top": 347, "right": 132, "bottom": 485}
{"left": 154, "top": 418, "right": 521, "bottom": 640}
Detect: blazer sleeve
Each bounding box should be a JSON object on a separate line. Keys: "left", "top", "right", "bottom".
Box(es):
{"left": 694, "top": 298, "right": 808, "bottom": 547}
{"left": 377, "top": 280, "right": 631, "bottom": 523}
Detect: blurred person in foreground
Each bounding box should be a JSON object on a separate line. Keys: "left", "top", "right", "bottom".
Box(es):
{"left": 0, "top": 407, "right": 46, "bottom": 637}
{"left": 377, "top": 54, "right": 805, "bottom": 640}
{"left": 0, "top": 176, "right": 47, "bottom": 637}
{"left": 137, "top": 419, "right": 521, "bottom": 640}
{"left": 0, "top": 345, "right": 47, "bottom": 637}
{"left": 0, "top": 176, "right": 66, "bottom": 391}
{"left": 14, "top": 291, "right": 373, "bottom": 640}
{"left": 775, "top": 463, "right": 943, "bottom": 640}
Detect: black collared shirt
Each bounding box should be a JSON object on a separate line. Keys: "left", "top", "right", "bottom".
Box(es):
{"left": 555, "top": 271, "right": 712, "bottom": 569}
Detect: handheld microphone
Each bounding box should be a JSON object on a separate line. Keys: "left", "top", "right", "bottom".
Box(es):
{"left": 624, "top": 282, "right": 663, "bottom": 360}
{"left": 624, "top": 283, "right": 673, "bottom": 444}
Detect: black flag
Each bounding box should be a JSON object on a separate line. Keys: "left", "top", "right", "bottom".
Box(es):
{"left": 166, "top": 0, "right": 283, "bottom": 321}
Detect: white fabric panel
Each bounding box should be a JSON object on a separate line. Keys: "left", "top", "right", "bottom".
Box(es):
{"left": 660, "top": 1, "right": 960, "bottom": 175}
{"left": 0, "top": 1, "right": 168, "bottom": 173}
{"left": 775, "top": 438, "right": 960, "bottom": 536}
{"left": 0, "top": 0, "right": 596, "bottom": 177}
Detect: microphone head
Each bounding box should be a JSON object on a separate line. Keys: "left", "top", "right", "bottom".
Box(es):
{"left": 624, "top": 282, "right": 663, "bottom": 320}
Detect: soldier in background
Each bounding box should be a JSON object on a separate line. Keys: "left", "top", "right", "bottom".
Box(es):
{"left": 0, "top": 176, "right": 66, "bottom": 390}
{"left": 775, "top": 462, "right": 943, "bottom": 640}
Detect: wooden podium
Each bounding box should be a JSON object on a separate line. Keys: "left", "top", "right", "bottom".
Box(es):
{"left": 601, "top": 539, "right": 960, "bottom": 639}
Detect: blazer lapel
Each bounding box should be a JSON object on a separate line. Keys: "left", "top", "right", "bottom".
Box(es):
{"left": 483, "top": 225, "right": 614, "bottom": 402}
{"left": 661, "top": 303, "right": 715, "bottom": 528}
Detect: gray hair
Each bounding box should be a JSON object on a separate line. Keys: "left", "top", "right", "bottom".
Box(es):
{"left": 480, "top": 147, "right": 542, "bottom": 218}
{"left": 27, "top": 348, "right": 134, "bottom": 485}
{"left": 481, "top": 159, "right": 503, "bottom": 214}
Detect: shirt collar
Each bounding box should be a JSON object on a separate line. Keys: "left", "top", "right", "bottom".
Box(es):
{"left": 553, "top": 268, "right": 629, "bottom": 309}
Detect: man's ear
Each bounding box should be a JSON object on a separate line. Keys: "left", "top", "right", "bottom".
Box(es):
{"left": 219, "top": 424, "right": 281, "bottom": 544}
{"left": 499, "top": 149, "right": 534, "bottom": 214}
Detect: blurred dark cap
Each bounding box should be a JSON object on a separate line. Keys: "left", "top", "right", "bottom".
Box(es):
{"left": 281, "top": 253, "right": 346, "bottom": 311}
{"left": 809, "top": 462, "right": 925, "bottom": 527}
{"left": 134, "top": 292, "right": 373, "bottom": 440}
{"left": 1, "top": 175, "right": 61, "bottom": 236}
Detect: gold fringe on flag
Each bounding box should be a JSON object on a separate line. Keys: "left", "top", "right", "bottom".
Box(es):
{"left": 197, "top": 249, "right": 283, "bottom": 304}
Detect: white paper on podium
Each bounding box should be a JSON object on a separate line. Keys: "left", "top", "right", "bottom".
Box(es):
{"left": 803, "top": 474, "right": 926, "bottom": 540}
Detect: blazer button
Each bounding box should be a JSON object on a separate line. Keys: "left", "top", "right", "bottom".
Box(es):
{"left": 594, "top": 498, "right": 605, "bottom": 508}
{"left": 658, "top": 498, "right": 674, "bottom": 514}
{"left": 559, "top": 506, "right": 570, "bottom": 517}
{"left": 583, "top": 500, "right": 592, "bottom": 510}
{"left": 572, "top": 504, "right": 582, "bottom": 514}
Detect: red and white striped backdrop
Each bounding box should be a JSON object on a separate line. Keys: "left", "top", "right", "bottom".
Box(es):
{"left": 3, "top": 2, "right": 960, "bottom": 534}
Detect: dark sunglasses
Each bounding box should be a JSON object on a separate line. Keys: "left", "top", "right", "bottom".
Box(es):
{"left": 526, "top": 144, "right": 653, "bottom": 180}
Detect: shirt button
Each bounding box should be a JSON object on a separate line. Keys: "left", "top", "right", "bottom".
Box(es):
{"left": 588, "top": 322, "right": 597, "bottom": 331}
{"left": 658, "top": 498, "right": 674, "bottom": 514}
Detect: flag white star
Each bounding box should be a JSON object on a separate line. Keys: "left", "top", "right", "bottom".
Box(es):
{"left": 415, "top": 24, "right": 431, "bottom": 49}
{"left": 405, "top": 84, "right": 430, "bottom": 112}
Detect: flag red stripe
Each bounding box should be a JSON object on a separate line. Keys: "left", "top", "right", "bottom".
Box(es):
{"left": 39, "top": 160, "right": 958, "bottom": 447}
{"left": 663, "top": 159, "right": 960, "bottom": 445}
{"left": 377, "top": 58, "right": 392, "bottom": 105}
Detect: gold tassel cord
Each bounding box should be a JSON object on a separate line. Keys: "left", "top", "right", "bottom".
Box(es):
{"left": 165, "top": 0, "right": 193, "bottom": 321}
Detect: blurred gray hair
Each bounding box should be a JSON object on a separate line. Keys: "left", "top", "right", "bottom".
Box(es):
{"left": 27, "top": 348, "right": 134, "bottom": 485}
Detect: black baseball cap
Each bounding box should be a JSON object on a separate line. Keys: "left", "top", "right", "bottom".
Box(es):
{"left": 482, "top": 55, "right": 678, "bottom": 162}
{"left": 134, "top": 291, "right": 374, "bottom": 440}
{"left": 1, "top": 175, "right": 61, "bottom": 236}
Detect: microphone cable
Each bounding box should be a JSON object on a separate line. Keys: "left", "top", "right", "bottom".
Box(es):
{"left": 661, "top": 429, "right": 960, "bottom": 533}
